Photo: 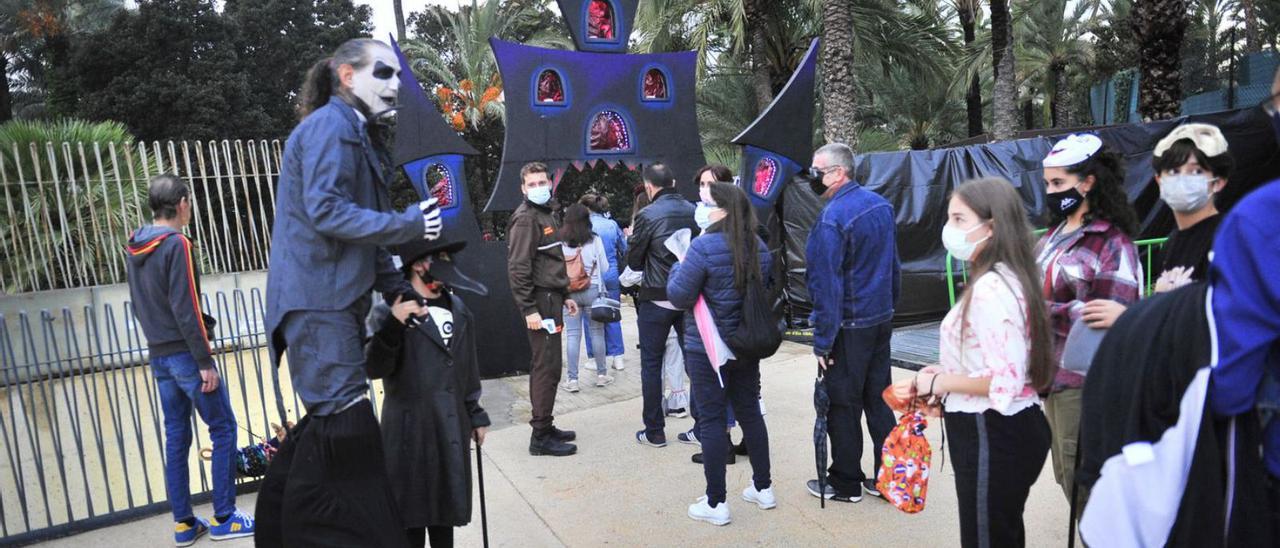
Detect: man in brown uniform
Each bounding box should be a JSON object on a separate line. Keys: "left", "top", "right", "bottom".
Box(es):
{"left": 507, "top": 162, "right": 579, "bottom": 456}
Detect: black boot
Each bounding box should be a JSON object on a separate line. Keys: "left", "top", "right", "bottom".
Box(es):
{"left": 692, "top": 451, "right": 736, "bottom": 464}
{"left": 530, "top": 429, "right": 577, "bottom": 457}
{"left": 548, "top": 425, "right": 576, "bottom": 442}
{"left": 733, "top": 440, "right": 749, "bottom": 456}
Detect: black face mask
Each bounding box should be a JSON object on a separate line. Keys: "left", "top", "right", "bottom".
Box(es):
{"left": 1046, "top": 186, "right": 1086, "bottom": 219}
{"left": 799, "top": 167, "right": 826, "bottom": 196}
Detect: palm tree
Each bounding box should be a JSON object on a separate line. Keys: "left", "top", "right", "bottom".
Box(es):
{"left": 990, "top": 0, "right": 1017, "bottom": 139}
{"left": 1132, "top": 0, "right": 1191, "bottom": 121}
{"left": 1236, "top": 0, "right": 1261, "bottom": 52}
{"left": 955, "top": 0, "right": 985, "bottom": 136}
{"left": 1019, "top": 0, "right": 1091, "bottom": 128}
{"left": 822, "top": 0, "right": 859, "bottom": 146}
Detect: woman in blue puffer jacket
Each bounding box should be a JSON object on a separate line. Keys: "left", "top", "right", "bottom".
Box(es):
{"left": 667, "top": 181, "right": 774, "bottom": 526}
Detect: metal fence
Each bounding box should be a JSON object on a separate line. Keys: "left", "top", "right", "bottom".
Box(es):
{"left": 0, "top": 140, "right": 282, "bottom": 294}
{"left": 0, "top": 288, "right": 381, "bottom": 544}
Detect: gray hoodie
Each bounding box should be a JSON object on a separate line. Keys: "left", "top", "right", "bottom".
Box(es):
{"left": 125, "top": 225, "right": 216, "bottom": 369}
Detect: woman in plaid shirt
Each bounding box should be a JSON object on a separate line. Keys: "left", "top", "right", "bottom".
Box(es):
{"left": 1034, "top": 134, "right": 1142, "bottom": 513}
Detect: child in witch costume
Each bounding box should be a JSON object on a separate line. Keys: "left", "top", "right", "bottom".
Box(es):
{"left": 365, "top": 234, "right": 491, "bottom": 548}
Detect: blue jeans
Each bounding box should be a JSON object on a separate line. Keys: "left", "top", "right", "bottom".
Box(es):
{"left": 687, "top": 350, "right": 771, "bottom": 506}
{"left": 586, "top": 281, "right": 625, "bottom": 358}
{"left": 638, "top": 301, "right": 685, "bottom": 439}
{"left": 566, "top": 285, "right": 607, "bottom": 380}
{"left": 152, "top": 351, "right": 238, "bottom": 521}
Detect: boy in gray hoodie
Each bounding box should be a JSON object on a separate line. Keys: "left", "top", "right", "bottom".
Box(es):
{"left": 125, "top": 174, "right": 254, "bottom": 545}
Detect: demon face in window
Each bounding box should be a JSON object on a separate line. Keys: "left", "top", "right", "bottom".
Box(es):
{"left": 588, "top": 110, "right": 631, "bottom": 152}
{"left": 537, "top": 70, "right": 565, "bottom": 103}
{"left": 753, "top": 157, "right": 779, "bottom": 197}
{"left": 643, "top": 68, "right": 668, "bottom": 100}
{"left": 588, "top": 0, "right": 615, "bottom": 40}
{"left": 425, "top": 163, "right": 455, "bottom": 207}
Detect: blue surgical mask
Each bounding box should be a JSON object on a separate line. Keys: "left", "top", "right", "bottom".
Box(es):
{"left": 694, "top": 202, "right": 720, "bottom": 230}
{"left": 526, "top": 185, "right": 552, "bottom": 206}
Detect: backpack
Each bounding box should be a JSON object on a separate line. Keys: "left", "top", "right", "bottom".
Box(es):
{"left": 725, "top": 274, "right": 783, "bottom": 360}
{"left": 565, "top": 248, "right": 595, "bottom": 293}
{"left": 876, "top": 410, "right": 933, "bottom": 514}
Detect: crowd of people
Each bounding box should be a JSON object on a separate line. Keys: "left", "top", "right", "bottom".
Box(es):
{"left": 121, "top": 37, "right": 1280, "bottom": 547}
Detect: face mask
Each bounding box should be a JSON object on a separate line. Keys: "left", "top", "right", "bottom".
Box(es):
{"left": 1046, "top": 185, "right": 1085, "bottom": 219}
{"left": 699, "top": 185, "right": 713, "bottom": 205}
{"left": 694, "top": 203, "right": 721, "bottom": 230}
{"left": 351, "top": 47, "right": 401, "bottom": 119}
{"left": 526, "top": 185, "right": 552, "bottom": 206}
{"left": 1160, "top": 174, "right": 1214, "bottom": 213}
{"left": 802, "top": 167, "right": 827, "bottom": 196}
{"left": 941, "top": 222, "right": 990, "bottom": 262}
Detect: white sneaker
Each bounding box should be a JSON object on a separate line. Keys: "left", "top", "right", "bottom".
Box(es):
{"left": 596, "top": 374, "right": 615, "bottom": 387}
{"left": 742, "top": 484, "right": 777, "bottom": 510}
{"left": 612, "top": 356, "right": 626, "bottom": 371}
{"left": 562, "top": 380, "right": 580, "bottom": 393}
{"left": 687, "top": 496, "right": 731, "bottom": 526}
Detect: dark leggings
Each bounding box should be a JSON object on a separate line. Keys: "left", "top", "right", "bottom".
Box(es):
{"left": 405, "top": 526, "right": 453, "bottom": 548}
{"left": 946, "top": 406, "right": 1051, "bottom": 548}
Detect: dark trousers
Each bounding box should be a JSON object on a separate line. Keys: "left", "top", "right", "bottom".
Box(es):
{"left": 526, "top": 289, "right": 565, "bottom": 432}
{"left": 687, "top": 350, "right": 771, "bottom": 506}
{"left": 254, "top": 400, "right": 408, "bottom": 547}
{"left": 637, "top": 301, "right": 685, "bottom": 439}
{"left": 946, "top": 407, "right": 1051, "bottom": 548}
{"left": 825, "top": 321, "right": 895, "bottom": 495}
{"left": 406, "top": 525, "right": 453, "bottom": 548}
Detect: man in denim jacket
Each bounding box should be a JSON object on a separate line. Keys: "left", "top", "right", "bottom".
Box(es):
{"left": 803, "top": 143, "right": 901, "bottom": 503}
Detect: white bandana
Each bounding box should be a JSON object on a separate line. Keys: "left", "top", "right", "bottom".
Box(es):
{"left": 1043, "top": 134, "right": 1103, "bottom": 168}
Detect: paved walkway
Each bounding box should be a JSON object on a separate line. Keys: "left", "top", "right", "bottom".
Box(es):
{"left": 39, "top": 330, "right": 1072, "bottom": 547}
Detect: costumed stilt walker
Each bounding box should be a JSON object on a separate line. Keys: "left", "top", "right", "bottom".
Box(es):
{"left": 255, "top": 38, "right": 443, "bottom": 547}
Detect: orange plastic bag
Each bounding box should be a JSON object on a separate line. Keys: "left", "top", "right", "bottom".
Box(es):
{"left": 876, "top": 410, "right": 932, "bottom": 514}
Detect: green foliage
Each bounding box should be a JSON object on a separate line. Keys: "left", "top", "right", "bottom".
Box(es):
{"left": 0, "top": 118, "right": 158, "bottom": 292}
{"left": 223, "top": 0, "right": 374, "bottom": 137}
{"left": 69, "top": 0, "right": 274, "bottom": 141}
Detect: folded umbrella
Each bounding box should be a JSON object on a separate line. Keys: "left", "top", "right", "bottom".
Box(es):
{"left": 814, "top": 370, "right": 830, "bottom": 509}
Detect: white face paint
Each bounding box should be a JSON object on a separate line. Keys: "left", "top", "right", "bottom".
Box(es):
{"left": 351, "top": 46, "right": 401, "bottom": 118}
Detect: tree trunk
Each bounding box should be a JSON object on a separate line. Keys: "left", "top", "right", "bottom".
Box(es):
{"left": 1023, "top": 96, "right": 1035, "bottom": 129}
{"left": 1052, "top": 63, "right": 1072, "bottom": 128}
{"left": 990, "top": 0, "right": 1018, "bottom": 140}
{"left": 393, "top": 0, "right": 407, "bottom": 42}
{"left": 959, "top": 0, "right": 984, "bottom": 137}
{"left": 744, "top": 0, "right": 774, "bottom": 111}
{"left": 821, "top": 0, "right": 859, "bottom": 147}
{"left": 1241, "top": 0, "right": 1261, "bottom": 53}
{"left": 0, "top": 52, "right": 12, "bottom": 123}
{"left": 1133, "top": 0, "right": 1190, "bottom": 121}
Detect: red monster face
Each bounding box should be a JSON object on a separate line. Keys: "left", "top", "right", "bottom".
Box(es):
{"left": 753, "top": 157, "right": 779, "bottom": 197}
{"left": 588, "top": 0, "right": 615, "bottom": 40}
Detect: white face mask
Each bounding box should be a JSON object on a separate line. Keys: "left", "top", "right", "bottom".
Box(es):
{"left": 351, "top": 47, "right": 401, "bottom": 118}
{"left": 699, "top": 185, "right": 714, "bottom": 205}
{"left": 526, "top": 185, "right": 552, "bottom": 206}
{"left": 694, "top": 202, "right": 721, "bottom": 230}
{"left": 1160, "top": 174, "right": 1214, "bottom": 213}
{"left": 941, "top": 221, "right": 989, "bottom": 262}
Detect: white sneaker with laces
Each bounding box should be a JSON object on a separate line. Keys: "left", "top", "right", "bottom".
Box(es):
{"left": 742, "top": 484, "right": 777, "bottom": 510}
{"left": 612, "top": 356, "right": 626, "bottom": 370}
{"left": 596, "top": 374, "right": 615, "bottom": 387}
{"left": 687, "top": 496, "right": 731, "bottom": 526}
{"left": 562, "top": 379, "right": 580, "bottom": 393}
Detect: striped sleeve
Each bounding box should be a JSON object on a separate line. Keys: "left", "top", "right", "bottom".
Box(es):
{"left": 166, "top": 235, "right": 216, "bottom": 370}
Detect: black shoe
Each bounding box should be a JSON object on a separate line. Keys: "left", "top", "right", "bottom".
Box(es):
{"left": 530, "top": 431, "right": 577, "bottom": 456}
{"left": 635, "top": 430, "right": 667, "bottom": 448}
{"left": 806, "top": 479, "right": 861, "bottom": 503}
{"left": 862, "top": 479, "right": 881, "bottom": 498}
{"left": 691, "top": 452, "right": 736, "bottom": 464}
{"left": 548, "top": 425, "right": 576, "bottom": 442}
{"left": 732, "top": 440, "right": 749, "bottom": 456}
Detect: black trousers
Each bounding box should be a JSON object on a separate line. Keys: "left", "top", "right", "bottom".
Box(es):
{"left": 825, "top": 322, "right": 896, "bottom": 495}
{"left": 406, "top": 525, "right": 453, "bottom": 548}
{"left": 254, "top": 400, "right": 408, "bottom": 547}
{"left": 946, "top": 406, "right": 1051, "bottom": 548}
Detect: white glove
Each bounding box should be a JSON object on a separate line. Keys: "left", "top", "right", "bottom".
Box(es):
{"left": 420, "top": 198, "right": 442, "bottom": 240}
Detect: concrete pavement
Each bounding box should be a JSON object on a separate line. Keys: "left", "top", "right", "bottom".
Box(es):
{"left": 39, "top": 333, "right": 1072, "bottom": 547}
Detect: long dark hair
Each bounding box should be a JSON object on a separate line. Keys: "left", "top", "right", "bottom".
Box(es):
{"left": 297, "top": 38, "right": 387, "bottom": 120}
{"left": 560, "top": 203, "right": 594, "bottom": 247}
{"left": 695, "top": 164, "right": 733, "bottom": 185}
{"left": 1065, "top": 148, "right": 1139, "bottom": 237}
{"left": 953, "top": 178, "right": 1056, "bottom": 392}
{"left": 707, "top": 182, "right": 761, "bottom": 291}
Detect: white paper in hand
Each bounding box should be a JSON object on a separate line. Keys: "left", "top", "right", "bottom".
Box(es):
{"left": 664, "top": 228, "right": 692, "bottom": 261}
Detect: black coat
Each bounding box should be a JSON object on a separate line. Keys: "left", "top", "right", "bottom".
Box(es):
{"left": 625, "top": 188, "right": 697, "bottom": 302}
{"left": 365, "top": 295, "right": 490, "bottom": 528}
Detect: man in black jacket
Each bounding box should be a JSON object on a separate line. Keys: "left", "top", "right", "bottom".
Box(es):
{"left": 125, "top": 174, "right": 254, "bottom": 544}
{"left": 627, "top": 163, "right": 697, "bottom": 447}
